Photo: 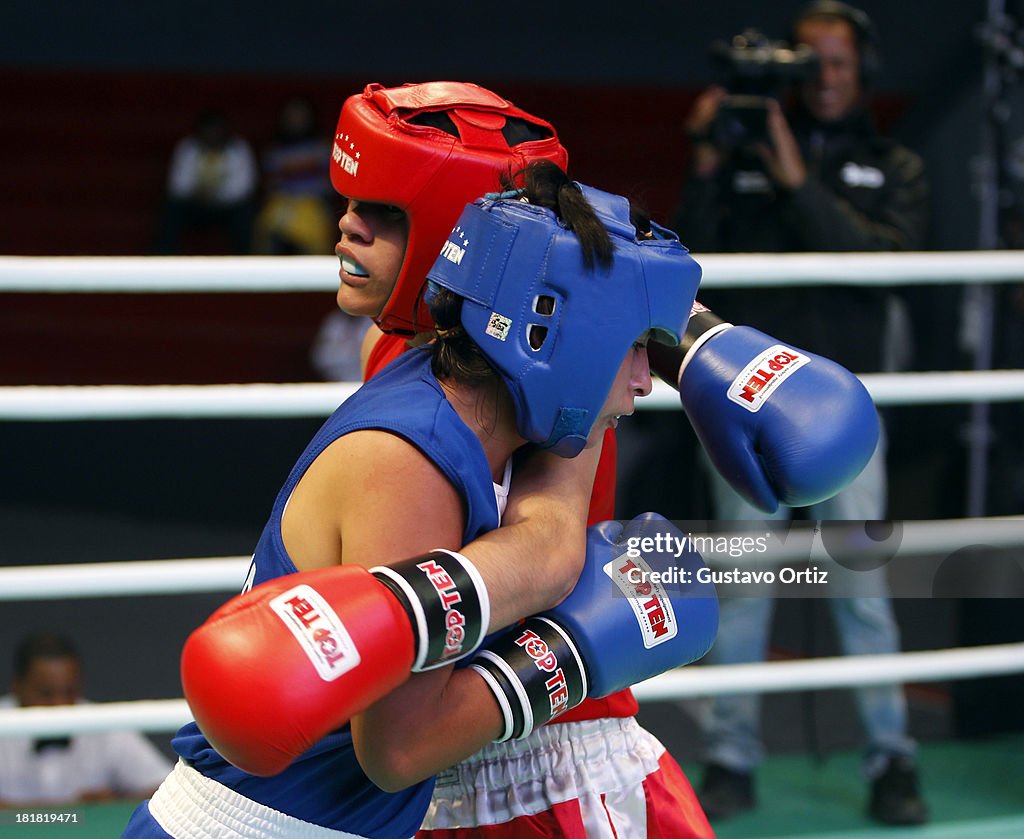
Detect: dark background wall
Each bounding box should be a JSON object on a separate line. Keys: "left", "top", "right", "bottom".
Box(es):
{"left": 2, "top": 0, "right": 1022, "bottom": 752}
{"left": 0, "top": 0, "right": 998, "bottom": 253}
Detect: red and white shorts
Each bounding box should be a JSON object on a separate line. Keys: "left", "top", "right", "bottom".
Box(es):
{"left": 416, "top": 716, "right": 713, "bottom": 838}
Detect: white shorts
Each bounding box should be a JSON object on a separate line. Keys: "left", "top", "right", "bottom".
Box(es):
{"left": 417, "top": 717, "right": 712, "bottom": 839}
{"left": 146, "top": 760, "right": 370, "bottom": 839}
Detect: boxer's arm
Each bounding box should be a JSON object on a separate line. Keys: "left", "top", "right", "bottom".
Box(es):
{"left": 190, "top": 427, "right": 599, "bottom": 779}
{"left": 346, "top": 445, "right": 599, "bottom": 789}
{"left": 352, "top": 515, "right": 719, "bottom": 787}
{"left": 647, "top": 301, "right": 728, "bottom": 389}
{"left": 283, "top": 430, "right": 466, "bottom": 573}
{"left": 464, "top": 443, "right": 601, "bottom": 617}
{"left": 502, "top": 444, "right": 602, "bottom": 529}
{"left": 285, "top": 430, "right": 598, "bottom": 634}
{"left": 185, "top": 430, "right": 599, "bottom": 777}
{"left": 352, "top": 663, "right": 504, "bottom": 791}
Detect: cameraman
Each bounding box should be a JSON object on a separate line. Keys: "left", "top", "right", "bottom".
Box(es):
{"left": 674, "top": 1, "right": 929, "bottom": 827}
{"left": 678, "top": 13, "right": 927, "bottom": 255}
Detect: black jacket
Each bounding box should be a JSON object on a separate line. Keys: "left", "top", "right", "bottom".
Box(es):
{"left": 675, "top": 104, "right": 928, "bottom": 373}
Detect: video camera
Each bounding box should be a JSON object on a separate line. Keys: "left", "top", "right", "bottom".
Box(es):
{"left": 709, "top": 29, "right": 819, "bottom": 150}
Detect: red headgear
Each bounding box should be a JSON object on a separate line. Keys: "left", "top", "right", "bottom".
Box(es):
{"left": 330, "top": 82, "right": 568, "bottom": 335}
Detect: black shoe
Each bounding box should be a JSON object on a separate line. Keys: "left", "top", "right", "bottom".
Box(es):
{"left": 698, "top": 763, "right": 756, "bottom": 820}
{"left": 868, "top": 755, "right": 929, "bottom": 826}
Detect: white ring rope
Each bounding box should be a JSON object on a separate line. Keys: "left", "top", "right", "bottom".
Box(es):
{"left": 2, "top": 252, "right": 1022, "bottom": 418}
{"left": 3, "top": 251, "right": 1024, "bottom": 291}
{"left": 1, "top": 642, "right": 1021, "bottom": 738}
{"left": 1, "top": 517, "right": 1021, "bottom": 600}
{"left": 0, "top": 382, "right": 360, "bottom": 421}
{"left": 0, "top": 256, "right": 336, "bottom": 293}
{"left": 0, "top": 557, "right": 252, "bottom": 600}
{"left": 3, "top": 370, "right": 1024, "bottom": 422}
{"left": 629, "top": 642, "right": 1024, "bottom": 701}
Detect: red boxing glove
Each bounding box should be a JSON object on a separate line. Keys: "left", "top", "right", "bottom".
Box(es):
{"left": 181, "top": 550, "right": 488, "bottom": 777}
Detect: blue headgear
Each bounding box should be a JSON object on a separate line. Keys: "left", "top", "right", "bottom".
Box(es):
{"left": 427, "top": 183, "right": 702, "bottom": 457}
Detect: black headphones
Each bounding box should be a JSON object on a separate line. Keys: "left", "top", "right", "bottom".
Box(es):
{"left": 794, "top": 1, "right": 882, "bottom": 84}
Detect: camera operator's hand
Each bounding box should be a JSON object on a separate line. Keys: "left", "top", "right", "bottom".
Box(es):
{"left": 685, "top": 86, "right": 727, "bottom": 178}
{"left": 756, "top": 99, "right": 807, "bottom": 190}
{"left": 686, "top": 86, "right": 727, "bottom": 138}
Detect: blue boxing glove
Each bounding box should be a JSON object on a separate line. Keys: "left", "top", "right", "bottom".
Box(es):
{"left": 648, "top": 304, "right": 880, "bottom": 514}
{"left": 471, "top": 513, "right": 718, "bottom": 741}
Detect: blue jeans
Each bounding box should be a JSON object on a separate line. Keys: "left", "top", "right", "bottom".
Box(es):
{"left": 701, "top": 426, "right": 916, "bottom": 778}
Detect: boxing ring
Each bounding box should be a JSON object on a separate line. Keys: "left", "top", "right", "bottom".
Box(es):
{"left": 2, "top": 252, "right": 1023, "bottom": 836}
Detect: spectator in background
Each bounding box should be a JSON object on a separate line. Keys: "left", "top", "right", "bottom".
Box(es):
{"left": 249, "top": 95, "right": 371, "bottom": 382}
{"left": 673, "top": 1, "right": 929, "bottom": 827}
{"left": 309, "top": 307, "right": 372, "bottom": 383}
{"left": 156, "top": 108, "right": 258, "bottom": 254}
{"left": 253, "top": 95, "right": 337, "bottom": 256}
{"left": 0, "top": 632, "right": 172, "bottom": 805}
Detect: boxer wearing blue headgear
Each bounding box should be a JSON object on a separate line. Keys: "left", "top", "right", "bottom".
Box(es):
{"left": 129, "top": 156, "right": 717, "bottom": 839}
{"left": 427, "top": 168, "right": 702, "bottom": 457}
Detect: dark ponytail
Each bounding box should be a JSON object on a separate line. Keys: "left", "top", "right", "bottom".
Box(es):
{"left": 501, "top": 161, "right": 614, "bottom": 270}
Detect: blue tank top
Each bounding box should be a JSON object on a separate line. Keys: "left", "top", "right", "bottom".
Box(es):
{"left": 173, "top": 348, "right": 500, "bottom": 838}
